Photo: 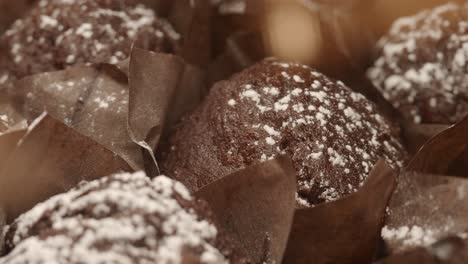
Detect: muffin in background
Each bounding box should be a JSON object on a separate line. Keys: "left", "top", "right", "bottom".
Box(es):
{"left": 368, "top": 2, "right": 468, "bottom": 124}
{"left": 0, "top": 0, "right": 180, "bottom": 85}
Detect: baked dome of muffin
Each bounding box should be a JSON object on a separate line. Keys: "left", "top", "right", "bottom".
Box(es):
{"left": 162, "top": 58, "right": 406, "bottom": 206}
{"left": 0, "top": 0, "right": 180, "bottom": 85}
{"left": 367, "top": 3, "right": 468, "bottom": 124}
{"left": 2, "top": 172, "right": 245, "bottom": 264}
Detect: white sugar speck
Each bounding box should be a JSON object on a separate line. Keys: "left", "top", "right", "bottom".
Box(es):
{"left": 293, "top": 75, "right": 305, "bottom": 83}
{"left": 265, "top": 137, "right": 276, "bottom": 145}
{"left": 75, "top": 23, "right": 93, "bottom": 39}
{"left": 40, "top": 15, "right": 58, "bottom": 28}
{"left": 263, "top": 125, "right": 281, "bottom": 137}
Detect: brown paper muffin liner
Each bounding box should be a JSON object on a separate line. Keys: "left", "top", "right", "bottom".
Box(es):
{"left": 0, "top": 113, "right": 131, "bottom": 222}
{"left": 194, "top": 157, "right": 396, "bottom": 263}
{"left": 3, "top": 45, "right": 206, "bottom": 216}
{"left": 129, "top": 48, "right": 203, "bottom": 175}
{"left": 196, "top": 156, "right": 297, "bottom": 264}
{"left": 0, "top": 0, "right": 35, "bottom": 34}
{"left": 207, "top": 31, "right": 265, "bottom": 87}
{"left": 406, "top": 115, "right": 468, "bottom": 176}
{"left": 378, "top": 114, "right": 468, "bottom": 260}
{"left": 0, "top": 207, "right": 5, "bottom": 253}
{"left": 5, "top": 0, "right": 211, "bottom": 173}
{"left": 9, "top": 62, "right": 148, "bottom": 168}
{"left": 401, "top": 122, "right": 449, "bottom": 156}
{"left": 211, "top": 1, "right": 259, "bottom": 59}
{"left": 283, "top": 160, "right": 396, "bottom": 264}
{"left": 168, "top": 0, "right": 212, "bottom": 67}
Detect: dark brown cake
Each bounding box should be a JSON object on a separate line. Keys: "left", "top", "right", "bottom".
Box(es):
{"left": 0, "top": 0, "right": 180, "bottom": 85}
{"left": 162, "top": 58, "right": 407, "bottom": 206}
{"left": 367, "top": 3, "right": 468, "bottom": 124}
{"left": 1, "top": 172, "right": 246, "bottom": 264}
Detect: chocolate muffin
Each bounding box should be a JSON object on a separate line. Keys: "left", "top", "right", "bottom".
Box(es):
{"left": 0, "top": 0, "right": 180, "bottom": 85}
{"left": 367, "top": 3, "right": 468, "bottom": 124}
{"left": 162, "top": 58, "right": 406, "bottom": 206}
{"left": 1, "top": 172, "right": 246, "bottom": 263}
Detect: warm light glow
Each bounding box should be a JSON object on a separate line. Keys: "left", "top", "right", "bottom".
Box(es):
{"left": 263, "top": 2, "right": 323, "bottom": 64}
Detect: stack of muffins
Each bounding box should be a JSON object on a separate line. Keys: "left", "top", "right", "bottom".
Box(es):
{"left": 0, "top": 0, "right": 467, "bottom": 263}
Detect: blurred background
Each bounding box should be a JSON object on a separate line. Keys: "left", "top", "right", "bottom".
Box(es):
{"left": 2, "top": 0, "right": 466, "bottom": 78}
{"left": 1, "top": 0, "right": 467, "bottom": 106}
{"left": 211, "top": 0, "right": 467, "bottom": 80}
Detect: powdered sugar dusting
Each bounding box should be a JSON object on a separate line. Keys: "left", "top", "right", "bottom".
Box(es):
{"left": 0, "top": 0, "right": 179, "bottom": 85}
{"left": 222, "top": 58, "right": 406, "bottom": 205}
{"left": 368, "top": 3, "right": 468, "bottom": 123}
{"left": 2, "top": 172, "right": 228, "bottom": 264}
{"left": 382, "top": 225, "right": 437, "bottom": 248}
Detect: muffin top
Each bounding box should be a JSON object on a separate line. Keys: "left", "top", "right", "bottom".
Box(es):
{"left": 367, "top": 3, "right": 468, "bottom": 124}
{"left": 163, "top": 58, "right": 406, "bottom": 206}
{"left": 2, "top": 172, "right": 241, "bottom": 264}
{"left": 0, "top": 0, "right": 180, "bottom": 85}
